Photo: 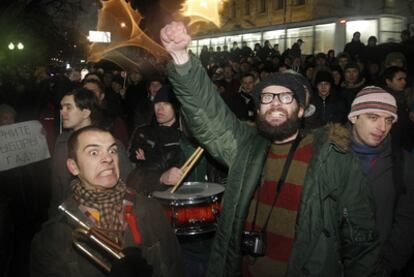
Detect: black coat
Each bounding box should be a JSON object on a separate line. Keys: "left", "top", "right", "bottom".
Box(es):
{"left": 31, "top": 192, "right": 185, "bottom": 277}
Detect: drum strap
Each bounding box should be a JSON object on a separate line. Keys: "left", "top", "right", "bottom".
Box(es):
{"left": 250, "top": 132, "right": 302, "bottom": 234}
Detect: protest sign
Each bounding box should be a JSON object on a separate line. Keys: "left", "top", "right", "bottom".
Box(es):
{"left": 0, "top": 120, "right": 50, "bottom": 171}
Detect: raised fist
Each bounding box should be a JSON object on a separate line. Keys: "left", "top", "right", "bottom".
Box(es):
{"left": 160, "top": 21, "right": 191, "bottom": 64}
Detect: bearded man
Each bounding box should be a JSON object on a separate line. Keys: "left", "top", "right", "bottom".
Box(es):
{"left": 160, "top": 21, "right": 382, "bottom": 277}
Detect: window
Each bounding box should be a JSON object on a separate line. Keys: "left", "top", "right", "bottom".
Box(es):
{"left": 245, "top": 0, "right": 250, "bottom": 15}
{"left": 380, "top": 17, "right": 404, "bottom": 43}
{"left": 346, "top": 20, "right": 378, "bottom": 44}
{"left": 314, "top": 23, "right": 335, "bottom": 53}
{"left": 287, "top": 26, "right": 313, "bottom": 55}
{"left": 231, "top": 1, "right": 236, "bottom": 18}
{"left": 258, "top": 0, "right": 267, "bottom": 13}
{"left": 344, "top": 0, "right": 353, "bottom": 8}
{"left": 274, "top": 0, "right": 284, "bottom": 10}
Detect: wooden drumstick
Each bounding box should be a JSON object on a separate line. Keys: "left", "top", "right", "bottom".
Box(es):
{"left": 171, "top": 147, "right": 204, "bottom": 194}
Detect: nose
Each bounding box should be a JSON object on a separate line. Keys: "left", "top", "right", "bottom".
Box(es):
{"left": 101, "top": 151, "right": 114, "bottom": 163}
{"left": 377, "top": 119, "right": 386, "bottom": 132}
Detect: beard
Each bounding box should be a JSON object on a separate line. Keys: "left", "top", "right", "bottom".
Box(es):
{"left": 256, "top": 108, "right": 301, "bottom": 141}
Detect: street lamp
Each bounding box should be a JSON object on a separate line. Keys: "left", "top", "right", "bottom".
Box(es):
{"left": 8, "top": 42, "right": 24, "bottom": 50}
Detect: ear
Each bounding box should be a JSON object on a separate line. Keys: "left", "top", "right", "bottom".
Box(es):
{"left": 298, "top": 106, "right": 305, "bottom": 119}
{"left": 66, "top": 159, "right": 79, "bottom": 176}
{"left": 385, "top": 79, "right": 391, "bottom": 87}
{"left": 349, "top": 116, "right": 357, "bottom": 124}
{"left": 82, "top": 108, "right": 91, "bottom": 119}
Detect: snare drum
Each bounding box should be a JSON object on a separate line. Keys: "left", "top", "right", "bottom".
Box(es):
{"left": 152, "top": 182, "right": 225, "bottom": 235}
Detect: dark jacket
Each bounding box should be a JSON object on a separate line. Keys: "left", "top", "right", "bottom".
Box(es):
{"left": 355, "top": 136, "right": 414, "bottom": 273}
{"left": 306, "top": 91, "right": 348, "bottom": 129}
{"left": 31, "top": 191, "right": 185, "bottom": 277}
{"left": 167, "top": 56, "right": 381, "bottom": 276}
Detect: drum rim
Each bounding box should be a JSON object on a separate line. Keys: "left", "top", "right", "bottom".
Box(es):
{"left": 152, "top": 182, "right": 225, "bottom": 205}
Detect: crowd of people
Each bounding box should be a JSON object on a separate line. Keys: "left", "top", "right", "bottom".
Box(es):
{"left": 0, "top": 22, "right": 414, "bottom": 277}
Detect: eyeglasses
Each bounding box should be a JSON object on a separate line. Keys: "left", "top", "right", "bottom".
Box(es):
{"left": 260, "top": 92, "right": 295, "bottom": 104}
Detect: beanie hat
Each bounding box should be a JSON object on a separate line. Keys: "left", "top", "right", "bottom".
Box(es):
{"left": 348, "top": 86, "right": 398, "bottom": 123}
{"left": 314, "top": 70, "right": 334, "bottom": 86}
{"left": 252, "top": 71, "right": 311, "bottom": 108}
{"left": 344, "top": 62, "right": 360, "bottom": 72}
{"left": 153, "top": 85, "right": 178, "bottom": 106}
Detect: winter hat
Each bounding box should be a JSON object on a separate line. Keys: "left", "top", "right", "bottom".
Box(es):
{"left": 153, "top": 85, "right": 178, "bottom": 106}
{"left": 252, "top": 71, "right": 311, "bottom": 108}
{"left": 348, "top": 86, "right": 398, "bottom": 123}
{"left": 314, "top": 70, "right": 334, "bottom": 85}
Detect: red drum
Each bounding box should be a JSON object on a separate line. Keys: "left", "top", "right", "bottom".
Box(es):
{"left": 152, "top": 182, "right": 225, "bottom": 235}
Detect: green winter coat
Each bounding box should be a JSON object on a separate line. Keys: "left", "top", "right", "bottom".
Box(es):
{"left": 167, "top": 57, "right": 381, "bottom": 277}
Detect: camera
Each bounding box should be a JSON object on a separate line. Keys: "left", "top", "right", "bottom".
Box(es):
{"left": 241, "top": 231, "right": 266, "bottom": 257}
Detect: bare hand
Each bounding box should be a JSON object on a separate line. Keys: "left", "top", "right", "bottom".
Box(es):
{"left": 135, "top": 148, "right": 145, "bottom": 160}
{"left": 160, "top": 21, "right": 191, "bottom": 64}
{"left": 160, "top": 167, "right": 183, "bottom": 185}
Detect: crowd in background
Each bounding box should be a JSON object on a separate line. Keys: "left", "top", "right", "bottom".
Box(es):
{"left": 0, "top": 28, "right": 414, "bottom": 276}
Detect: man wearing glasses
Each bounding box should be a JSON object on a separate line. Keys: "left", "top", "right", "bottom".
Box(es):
{"left": 161, "top": 22, "right": 381, "bottom": 277}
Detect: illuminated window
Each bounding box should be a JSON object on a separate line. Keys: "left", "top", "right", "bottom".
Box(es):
{"left": 242, "top": 33, "right": 262, "bottom": 48}
{"left": 287, "top": 26, "right": 313, "bottom": 55}
{"left": 380, "top": 17, "right": 404, "bottom": 43}
{"left": 314, "top": 23, "right": 335, "bottom": 53}
{"left": 346, "top": 20, "right": 378, "bottom": 44}
{"left": 258, "top": 0, "right": 267, "bottom": 13}
{"left": 245, "top": 0, "right": 250, "bottom": 15}
{"left": 263, "top": 29, "right": 286, "bottom": 52}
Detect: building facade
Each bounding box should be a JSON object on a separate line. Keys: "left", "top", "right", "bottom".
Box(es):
{"left": 188, "top": 0, "right": 412, "bottom": 55}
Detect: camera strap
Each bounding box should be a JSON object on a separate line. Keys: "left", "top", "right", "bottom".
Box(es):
{"left": 250, "top": 132, "right": 302, "bottom": 234}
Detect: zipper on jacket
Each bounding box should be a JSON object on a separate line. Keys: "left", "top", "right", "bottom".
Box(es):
{"left": 342, "top": 208, "right": 354, "bottom": 241}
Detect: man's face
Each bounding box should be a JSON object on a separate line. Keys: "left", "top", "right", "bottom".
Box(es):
{"left": 69, "top": 71, "right": 82, "bottom": 83}
{"left": 84, "top": 82, "right": 104, "bottom": 105}
{"left": 68, "top": 131, "right": 120, "bottom": 190}
{"left": 60, "top": 95, "right": 90, "bottom": 130}
{"left": 0, "top": 112, "right": 15, "bottom": 126}
{"left": 344, "top": 68, "right": 359, "bottom": 84}
{"left": 154, "top": 102, "right": 176, "bottom": 126}
{"left": 129, "top": 71, "right": 142, "bottom": 82}
{"left": 241, "top": 76, "right": 255, "bottom": 93}
{"left": 338, "top": 57, "right": 348, "bottom": 69}
{"left": 223, "top": 67, "right": 233, "bottom": 80}
{"left": 317, "top": 82, "right": 331, "bottom": 97}
{"left": 149, "top": 81, "right": 162, "bottom": 96}
{"left": 386, "top": 71, "right": 407, "bottom": 92}
{"left": 257, "top": 85, "right": 304, "bottom": 142}
{"left": 351, "top": 112, "right": 394, "bottom": 147}
{"left": 258, "top": 85, "right": 304, "bottom": 127}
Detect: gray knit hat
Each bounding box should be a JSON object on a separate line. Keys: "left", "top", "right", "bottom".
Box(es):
{"left": 348, "top": 86, "right": 398, "bottom": 123}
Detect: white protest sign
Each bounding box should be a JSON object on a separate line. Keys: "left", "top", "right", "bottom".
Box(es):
{"left": 0, "top": 120, "right": 50, "bottom": 171}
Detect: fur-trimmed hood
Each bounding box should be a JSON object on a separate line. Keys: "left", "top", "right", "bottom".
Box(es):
{"left": 312, "top": 123, "right": 352, "bottom": 155}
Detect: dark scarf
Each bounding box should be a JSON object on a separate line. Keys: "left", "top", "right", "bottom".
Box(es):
{"left": 351, "top": 141, "right": 380, "bottom": 174}
{"left": 72, "top": 179, "right": 127, "bottom": 241}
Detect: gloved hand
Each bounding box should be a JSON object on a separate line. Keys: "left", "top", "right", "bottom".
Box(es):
{"left": 109, "top": 247, "right": 153, "bottom": 277}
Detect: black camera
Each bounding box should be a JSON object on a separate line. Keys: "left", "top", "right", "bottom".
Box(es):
{"left": 241, "top": 231, "right": 266, "bottom": 257}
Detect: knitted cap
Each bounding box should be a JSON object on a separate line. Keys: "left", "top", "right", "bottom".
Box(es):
{"left": 252, "top": 71, "right": 311, "bottom": 108}
{"left": 314, "top": 70, "right": 334, "bottom": 85}
{"left": 153, "top": 85, "right": 178, "bottom": 106}
{"left": 348, "top": 86, "right": 398, "bottom": 123}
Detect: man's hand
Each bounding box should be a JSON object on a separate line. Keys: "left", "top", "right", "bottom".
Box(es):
{"left": 160, "top": 167, "right": 183, "bottom": 185}
{"left": 135, "top": 148, "right": 145, "bottom": 160}
{"left": 160, "top": 21, "right": 191, "bottom": 65}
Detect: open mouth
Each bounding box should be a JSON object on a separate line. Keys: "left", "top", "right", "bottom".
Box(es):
{"left": 99, "top": 169, "right": 115, "bottom": 177}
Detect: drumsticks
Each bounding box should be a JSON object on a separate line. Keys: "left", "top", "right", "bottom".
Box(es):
{"left": 171, "top": 147, "right": 204, "bottom": 193}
